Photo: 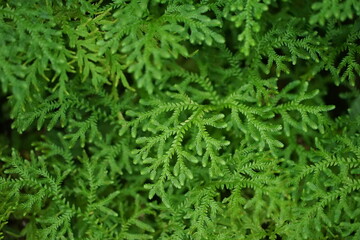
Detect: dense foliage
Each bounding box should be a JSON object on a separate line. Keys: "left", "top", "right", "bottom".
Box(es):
{"left": 1, "top": 0, "right": 360, "bottom": 239}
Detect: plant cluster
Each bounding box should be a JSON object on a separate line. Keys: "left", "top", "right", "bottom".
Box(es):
{"left": 0, "top": 0, "right": 360, "bottom": 239}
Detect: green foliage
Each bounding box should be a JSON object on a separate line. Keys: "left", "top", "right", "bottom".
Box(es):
{"left": 324, "top": 20, "right": 360, "bottom": 86}
{"left": 0, "top": 0, "right": 359, "bottom": 239}
{"left": 310, "top": 0, "right": 360, "bottom": 25}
